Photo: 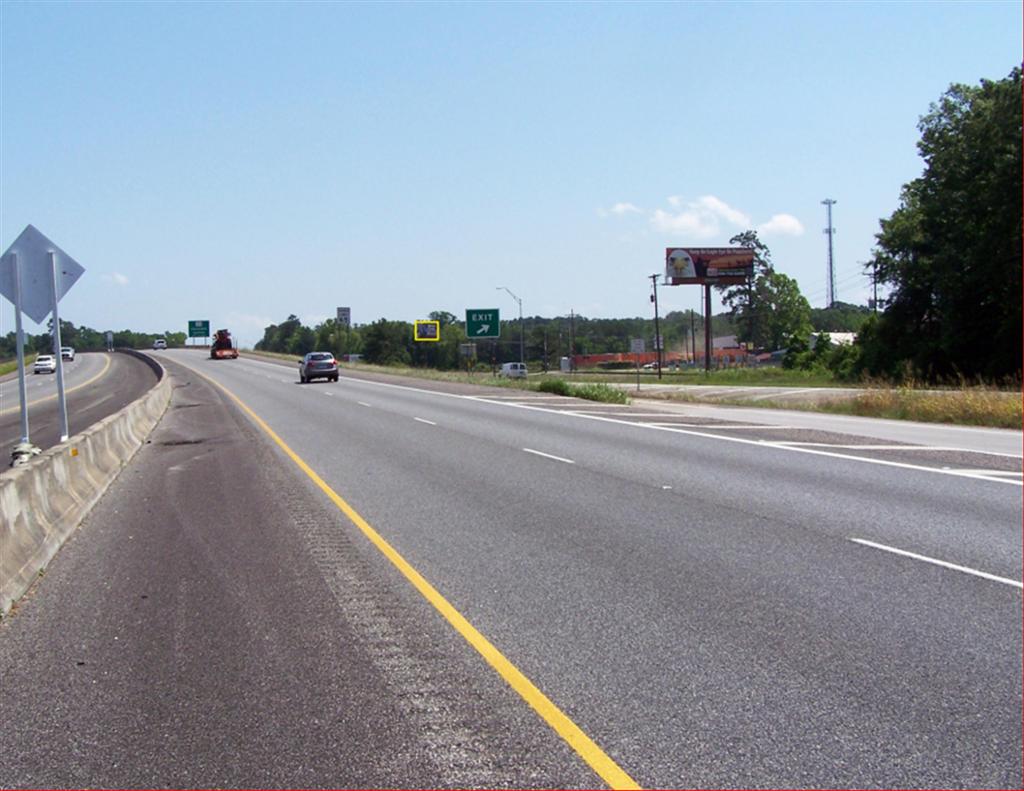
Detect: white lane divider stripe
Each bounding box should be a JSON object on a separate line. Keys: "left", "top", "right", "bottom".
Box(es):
{"left": 358, "top": 401, "right": 372, "bottom": 407}
{"left": 523, "top": 448, "right": 575, "bottom": 464}
{"left": 415, "top": 417, "right": 437, "bottom": 425}
{"left": 850, "top": 538, "right": 1023, "bottom": 589}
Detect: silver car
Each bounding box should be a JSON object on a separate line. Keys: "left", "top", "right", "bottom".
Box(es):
{"left": 299, "top": 352, "right": 339, "bottom": 383}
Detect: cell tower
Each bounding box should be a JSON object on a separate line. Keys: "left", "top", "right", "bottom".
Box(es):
{"left": 822, "top": 198, "right": 837, "bottom": 306}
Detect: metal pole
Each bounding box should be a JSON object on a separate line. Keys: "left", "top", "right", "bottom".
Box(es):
{"left": 704, "top": 283, "right": 712, "bottom": 374}
{"left": 822, "top": 198, "right": 837, "bottom": 307}
{"left": 11, "top": 253, "right": 30, "bottom": 443}
{"left": 649, "top": 274, "right": 662, "bottom": 380}
{"left": 49, "top": 252, "right": 70, "bottom": 441}
{"left": 872, "top": 260, "right": 879, "bottom": 314}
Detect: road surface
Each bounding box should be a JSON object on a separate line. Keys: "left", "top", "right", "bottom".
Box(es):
{"left": 1, "top": 349, "right": 1020, "bottom": 788}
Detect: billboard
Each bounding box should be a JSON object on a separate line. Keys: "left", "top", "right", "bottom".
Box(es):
{"left": 414, "top": 320, "right": 440, "bottom": 341}
{"left": 665, "top": 247, "right": 755, "bottom": 285}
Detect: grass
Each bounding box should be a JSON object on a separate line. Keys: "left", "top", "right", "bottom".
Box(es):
{"left": 812, "top": 385, "right": 1022, "bottom": 429}
{"left": 538, "top": 378, "right": 629, "bottom": 404}
{"left": 552, "top": 365, "right": 840, "bottom": 387}
{"left": 0, "top": 354, "right": 37, "bottom": 377}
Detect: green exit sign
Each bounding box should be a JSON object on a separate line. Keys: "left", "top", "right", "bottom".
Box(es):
{"left": 188, "top": 320, "right": 210, "bottom": 338}
{"left": 465, "top": 309, "right": 500, "bottom": 338}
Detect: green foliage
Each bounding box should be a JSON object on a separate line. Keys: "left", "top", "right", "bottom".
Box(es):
{"left": 361, "top": 319, "right": 412, "bottom": 366}
{"left": 716, "top": 231, "right": 812, "bottom": 351}
{"left": 0, "top": 319, "right": 182, "bottom": 358}
{"left": 538, "top": 378, "right": 572, "bottom": 396}
{"left": 537, "top": 378, "right": 628, "bottom": 403}
{"left": 810, "top": 302, "right": 872, "bottom": 333}
{"left": 863, "top": 66, "right": 1022, "bottom": 381}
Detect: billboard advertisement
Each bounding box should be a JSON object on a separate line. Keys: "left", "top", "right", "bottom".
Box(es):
{"left": 664, "top": 247, "right": 755, "bottom": 285}
{"left": 414, "top": 320, "right": 440, "bottom": 342}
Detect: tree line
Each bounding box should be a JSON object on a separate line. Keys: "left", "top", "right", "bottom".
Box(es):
{"left": 0, "top": 321, "right": 185, "bottom": 359}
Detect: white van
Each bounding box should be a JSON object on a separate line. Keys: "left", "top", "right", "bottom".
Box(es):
{"left": 500, "top": 362, "right": 527, "bottom": 379}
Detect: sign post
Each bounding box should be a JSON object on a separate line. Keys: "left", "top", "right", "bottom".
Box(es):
{"left": 1, "top": 225, "right": 85, "bottom": 449}
{"left": 11, "top": 254, "right": 29, "bottom": 443}
{"left": 630, "top": 337, "right": 645, "bottom": 392}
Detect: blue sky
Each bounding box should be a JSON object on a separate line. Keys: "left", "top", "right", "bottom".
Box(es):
{"left": 2, "top": 0, "right": 1020, "bottom": 348}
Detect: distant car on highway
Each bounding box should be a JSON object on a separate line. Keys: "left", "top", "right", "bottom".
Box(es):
{"left": 299, "top": 352, "right": 338, "bottom": 383}
{"left": 61, "top": 346, "right": 75, "bottom": 361}
{"left": 642, "top": 361, "right": 659, "bottom": 370}
{"left": 152, "top": 338, "right": 167, "bottom": 349}
{"left": 34, "top": 355, "right": 57, "bottom": 374}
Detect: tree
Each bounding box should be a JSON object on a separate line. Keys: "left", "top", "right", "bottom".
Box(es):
{"left": 718, "top": 230, "right": 811, "bottom": 350}
{"left": 865, "top": 66, "right": 1022, "bottom": 380}
{"left": 361, "top": 319, "right": 412, "bottom": 366}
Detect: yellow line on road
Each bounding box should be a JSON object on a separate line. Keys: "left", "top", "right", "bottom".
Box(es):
{"left": 205, "top": 374, "right": 640, "bottom": 790}
{"left": 0, "top": 353, "right": 112, "bottom": 415}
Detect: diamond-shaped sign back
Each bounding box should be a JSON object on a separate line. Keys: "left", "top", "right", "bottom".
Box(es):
{"left": 0, "top": 225, "right": 85, "bottom": 323}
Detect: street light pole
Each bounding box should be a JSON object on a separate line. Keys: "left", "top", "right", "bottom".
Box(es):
{"left": 497, "top": 286, "right": 524, "bottom": 364}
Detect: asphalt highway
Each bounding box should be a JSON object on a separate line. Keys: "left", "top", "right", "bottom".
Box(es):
{"left": 1, "top": 349, "right": 1020, "bottom": 788}
{"left": 0, "top": 351, "right": 157, "bottom": 458}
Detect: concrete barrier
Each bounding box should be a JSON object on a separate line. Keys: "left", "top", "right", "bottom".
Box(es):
{"left": 0, "top": 351, "right": 171, "bottom": 616}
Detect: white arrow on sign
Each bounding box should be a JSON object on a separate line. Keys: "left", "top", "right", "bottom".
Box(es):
{"left": 0, "top": 225, "right": 85, "bottom": 323}
{"left": 475, "top": 324, "right": 491, "bottom": 335}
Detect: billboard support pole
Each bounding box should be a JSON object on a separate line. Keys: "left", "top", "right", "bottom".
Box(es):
{"left": 704, "top": 283, "right": 712, "bottom": 374}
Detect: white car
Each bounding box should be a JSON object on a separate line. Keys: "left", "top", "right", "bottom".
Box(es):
{"left": 61, "top": 346, "right": 75, "bottom": 361}
{"left": 152, "top": 338, "right": 167, "bottom": 349}
{"left": 34, "top": 355, "right": 57, "bottom": 374}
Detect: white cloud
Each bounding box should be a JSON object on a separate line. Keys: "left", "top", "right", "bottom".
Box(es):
{"left": 649, "top": 194, "right": 749, "bottom": 238}
{"left": 650, "top": 208, "right": 719, "bottom": 238}
{"left": 696, "top": 195, "right": 751, "bottom": 227}
{"left": 101, "top": 272, "right": 129, "bottom": 286}
{"left": 598, "top": 201, "right": 642, "bottom": 218}
{"left": 757, "top": 214, "right": 805, "bottom": 236}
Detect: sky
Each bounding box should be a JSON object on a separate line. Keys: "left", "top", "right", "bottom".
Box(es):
{"left": 1, "top": 0, "right": 1021, "bottom": 348}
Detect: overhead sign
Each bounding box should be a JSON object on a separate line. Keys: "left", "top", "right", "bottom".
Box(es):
{"left": 466, "top": 308, "right": 500, "bottom": 338}
{"left": 665, "top": 247, "right": 754, "bottom": 286}
{"left": 414, "top": 320, "right": 440, "bottom": 342}
{"left": 0, "top": 225, "right": 85, "bottom": 323}
{"left": 188, "top": 320, "right": 210, "bottom": 337}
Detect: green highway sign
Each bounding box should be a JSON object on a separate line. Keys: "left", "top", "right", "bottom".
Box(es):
{"left": 465, "top": 308, "right": 500, "bottom": 339}
{"left": 188, "top": 319, "right": 210, "bottom": 338}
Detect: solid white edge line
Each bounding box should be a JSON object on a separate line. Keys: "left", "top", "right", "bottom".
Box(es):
{"left": 414, "top": 417, "right": 437, "bottom": 425}
{"left": 850, "top": 538, "right": 1023, "bottom": 588}
{"left": 487, "top": 398, "right": 1022, "bottom": 487}
{"left": 523, "top": 448, "right": 575, "bottom": 464}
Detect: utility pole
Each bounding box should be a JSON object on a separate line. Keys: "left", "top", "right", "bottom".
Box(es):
{"left": 569, "top": 309, "right": 576, "bottom": 372}
{"left": 870, "top": 260, "right": 880, "bottom": 314}
{"left": 822, "top": 198, "right": 837, "bottom": 307}
{"left": 649, "top": 274, "right": 663, "bottom": 380}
